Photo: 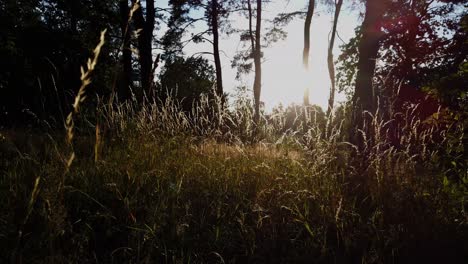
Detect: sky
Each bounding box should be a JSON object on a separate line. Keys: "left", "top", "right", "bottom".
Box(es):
{"left": 156, "top": 0, "right": 362, "bottom": 111}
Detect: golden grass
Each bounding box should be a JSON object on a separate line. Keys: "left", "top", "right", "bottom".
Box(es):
{"left": 193, "top": 140, "right": 303, "bottom": 161}
{"left": 1, "top": 100, "right": 466, "bottom": 262}
{"left": 65, "top": 29, "right": 107, "bottom": 172}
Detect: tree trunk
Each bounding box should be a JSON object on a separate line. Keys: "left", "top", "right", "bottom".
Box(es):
{"left": 303, "top": 0, "right": 315, "bottom": 106}
{"left": 352, "top": 0, "right": 387, "bottom": 145}
{"left": 253, "top": 0, "right": 262, "bottom": 124}
{"left": 326, "top": 0, "right": 343, "bottom": 118}
{"left": 210, "top": 0, "right": 224, "bottom": 105}
{"left": 133, "top": 0, "right": 155, "bottom": 101}
{"left": 119, "top": 0, "right": 132, "bottom": 101}
{"left": 303, "top": 0, "right": 315, "bottom": 69}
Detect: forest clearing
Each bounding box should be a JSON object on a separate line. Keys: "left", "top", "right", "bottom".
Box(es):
{"left": 1, "top": 0, "right": 467, "bottom": 263}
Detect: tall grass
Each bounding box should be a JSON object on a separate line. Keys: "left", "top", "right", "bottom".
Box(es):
{"left": 1, "top": 86, "right": 466, "bottom": 263}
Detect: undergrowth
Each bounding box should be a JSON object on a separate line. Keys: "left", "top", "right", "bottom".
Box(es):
{"left": 1, "top": 94, "right": 466, "bottom": 263}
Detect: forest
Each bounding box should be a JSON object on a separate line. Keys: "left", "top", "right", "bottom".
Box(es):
{"left": 0, "top": 0, "right": 467, "bottom": 263}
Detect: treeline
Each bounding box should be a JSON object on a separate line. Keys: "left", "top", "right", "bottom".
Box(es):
{"left": 0, "top": 0, "right": 466, "bottom": 134}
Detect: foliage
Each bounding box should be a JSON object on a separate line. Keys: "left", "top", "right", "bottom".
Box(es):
{"left": 157, "top": 56, "right": 215, "bottom": 111}
{"left": 336, "top": 27, "right": 361, "bottom": 98}
{"left": 0, "top": 0, "right": 121, "bottom": 126}
{"left": 336, "top": 0, "right": 466, "bottom": 104}
{"left": 423, "top": 13, "right": 468, "bottom": 114}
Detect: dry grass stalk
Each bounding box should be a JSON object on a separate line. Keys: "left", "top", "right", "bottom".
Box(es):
{"left": 65, "top": 29, "right": 107, "bottom": 172}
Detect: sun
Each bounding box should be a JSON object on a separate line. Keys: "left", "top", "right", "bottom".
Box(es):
{"left": 261, "top": 37, "right": 332, "bottom": 111}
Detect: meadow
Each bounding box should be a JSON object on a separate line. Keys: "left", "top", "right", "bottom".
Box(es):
{"left": 1, "top": 93, "right": 466, "bottom": 263}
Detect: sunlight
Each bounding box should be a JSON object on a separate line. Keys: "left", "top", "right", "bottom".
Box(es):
{"left": 169, "top": 0, "right": 360, "bottom": 110}
{"left": 264, "top": 54, "right": 307, "bottom": 107}
{"left": 220, "top": 2, "right": 358, "bottom": 111}
{"left": 262, "top": 51, "right": 324, "bottom": 109}
{"left": 176, "top": 1, "right": 357, "bottom": 111}
{"left": 260, "top": 16, "right": 345, "bottom": 111}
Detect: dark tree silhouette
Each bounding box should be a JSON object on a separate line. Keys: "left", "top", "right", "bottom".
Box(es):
{"left": 351, "top": 0, "right": 388, "bottom": 146}
{"left": 119, "top": 0, "right": 133, "bottom": 101}
{"left": 133, "top": 0, "right": 156, "bottom": 101}
{"left": 210, "top": 0, "right": 224, "bottom": 102}
{"left": 158, "top": 56, "right": 215, "bottom": 111}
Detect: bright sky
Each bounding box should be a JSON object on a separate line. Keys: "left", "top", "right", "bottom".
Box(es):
{"left": 157, "top": 0, "right": 361, "bottom": 111}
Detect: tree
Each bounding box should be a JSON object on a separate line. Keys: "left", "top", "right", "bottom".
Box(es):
{"left": 119, "top": 0, "right": 133, "bottom": 101}
{"left": 162, "top": 0, "right": 237, "bottom": 105}
{"left": 326, "top": 0, "right": 343, "bottom": 117}
{"left": 351, "top": 0, "right": 387, "bottom": 146}
{"left": 272, "top": 1, "right": 316, "bottom": 106}
{"left": 231, "top": 0, "right": 287, "bottom": 123}
{"left": 158, "top": 56, "right": 215, "bottom": 111}
{"left": 210, "top": 0, "right": 225, "bottom": 102}
{"left": 303, "top": 0, "right": 315, "bottom": 106}
{"left": 338, "top": 0, "right": 466, "bottom": 107}
{"left": 133, "top": 0, "right": 156, "bottom": 101}
{"left": 376, "top": 0, "right": 465, "bottom": 113}
{"left": 422, "top": 13, "right": 467, "bottom": 115}
{"left": 250, "top": 0, "right": 262, "bottom": 123}
{"left": 0, "top": 0, "right": 121, "bottom": 126}
{"left": 335, "top": 0, "right": 465, "bottom": 147}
